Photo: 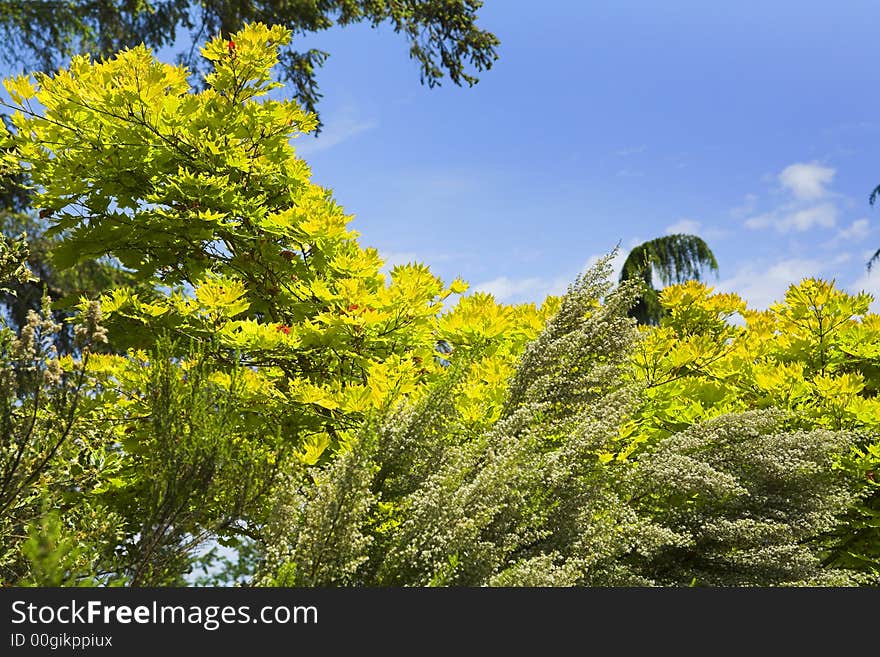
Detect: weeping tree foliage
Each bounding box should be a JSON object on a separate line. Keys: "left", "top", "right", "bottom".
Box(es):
{"left": 0, "top": 0, "right": 499, "bottom": 125}
{"left": 868, "top": 187, "right": 880, "bottom": 271}
{"left": 619, "top": 233, "right": 718, "bottom": 325}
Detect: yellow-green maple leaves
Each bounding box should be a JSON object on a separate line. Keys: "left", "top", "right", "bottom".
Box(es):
{"left": 1, "top": 23, "right": 556, "bottom": 462}
{"left": 629, "top": 278, "right": 880, "bottom": 448}
{"left": 2, "top": 74, "right": 37, "bottom": 104}
{"left": 624, "top": 278, "right": 880, "bottom": 571}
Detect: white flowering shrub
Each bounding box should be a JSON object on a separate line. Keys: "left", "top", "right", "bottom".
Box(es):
{"left": 0, "top": 291, "right": 119, "bottom": 585}
{"left": 259, "top": 255, "right": 865, "bottom": 586}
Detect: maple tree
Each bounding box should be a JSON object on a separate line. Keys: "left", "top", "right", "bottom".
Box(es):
{"left": 0, "top": 23, "right": 544, "bottom": 583}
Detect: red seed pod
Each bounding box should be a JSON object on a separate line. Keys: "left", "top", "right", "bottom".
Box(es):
{"left": 276, "top": 324, "right": 291, "bottom": 335}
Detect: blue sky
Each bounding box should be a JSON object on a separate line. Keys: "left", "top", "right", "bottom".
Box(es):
{"left": 288, "top": 0, "right": 880, "bottom": 311}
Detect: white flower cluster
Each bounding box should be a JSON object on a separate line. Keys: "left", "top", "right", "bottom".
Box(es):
{"left": 0, "top": 232, "right": 36, "bottom": 290}
{"left": 73, "top": 300, "right": 108, "bottom": 349}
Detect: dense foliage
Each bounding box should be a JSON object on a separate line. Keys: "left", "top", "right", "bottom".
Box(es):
{"left": 0, "top": 25, "right": 877, "bottom": 586}
{"left": 626, "top": 279, "right": 880, "bottom": 571}
{"left": 0, "top": 0, "right": 499, "bottom": 358}
{"left": 0, "top": 23, "right": 547, "bottom": 584}
{"left": 257, "top": 258, "right": 864, "bottom": 586}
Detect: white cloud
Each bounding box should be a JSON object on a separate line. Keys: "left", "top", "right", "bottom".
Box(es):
{"left": 293, "top": 109, "right": 375, "bottom": 156}
{"left": 839, "top": 218, "right": 871, "bottom": 240}
{"left": 778, "top": 162, "right": 835, "bottom": 200}
{"left": 473, "top": 275, "right": 569, "bottom": 303}
{"left": 665, "top": 219, "right": 702, "bottom": 235}
{"left": 745, "top": 203, "right": 837, "bottom": 233}
{"left": 473, "top": 250, "right": 627, "bottom": 305}
{"left": 663, "top": 219, "right": 729, "bottom": 241}
{"left": 717, "top": 258, "right": 827, "bottom": 310}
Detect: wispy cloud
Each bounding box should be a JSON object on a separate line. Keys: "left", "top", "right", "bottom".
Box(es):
{"left": 824, "top": 121, "right": 880, "bottom": 138}
{"left": 731, "top": 193, "right": 759, "bottom": 218}
{"left": 717, "top": 258, "right": 829, "bottom": 310}
{"left": 418, "top": 173, "right": 477, "bottom": 195}
{"left": 379, "top": 250, "right": 419, "bottom": 271}
{"left": 473, "top": 250, "right": 627, "bottom": 305}
{"left": 745, "top": 202, "right": 838, "bottom": 233}
{"left": 664, "top": 218, "right": 702, "bottom": 234}
{"left": 664, "top": 219, "right": 729, "bottom": 241}
{"left": 294, "top": 108, "right": 376, "bottom": 156}
{"left": 838, "top": 218, "right": 871, "bottom": 240}
{"left": 743, "top": 162, "right": 842, "bottom": 234}
{"left": 614, "top": 145, "right": 646, "bottom": 157}
{"left": 473, "top": 275, "right": 569, "bottom": 303}
{"left": 850, "top": 269, "right": 880, "bottom": 312}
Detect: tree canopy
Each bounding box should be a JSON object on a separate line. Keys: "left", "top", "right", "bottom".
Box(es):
{"left": 0, "top": 0, "right": 499, "bottom": 124}
{"left": 0, "top": 23, "right": 546, "bottom": 584}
